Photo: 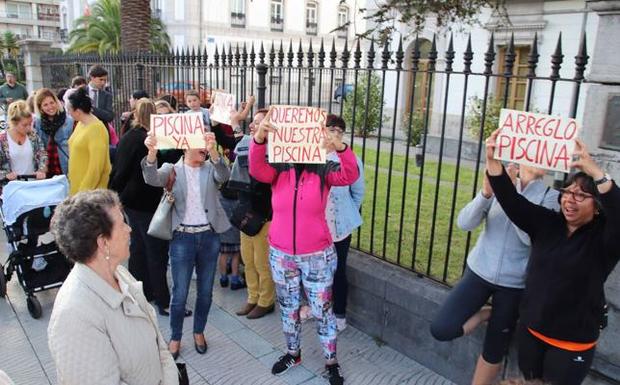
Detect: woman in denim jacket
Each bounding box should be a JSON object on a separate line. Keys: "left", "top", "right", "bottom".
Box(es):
{"left": 324, "top": 114, "right": 365, "bottom": 332}
{"left": 33, "top": 88, "right": 74, "bottom": 176}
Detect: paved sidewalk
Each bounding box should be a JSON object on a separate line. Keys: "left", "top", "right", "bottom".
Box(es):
{"left": 0, "top": 255, "right": 454, "bottom": 385}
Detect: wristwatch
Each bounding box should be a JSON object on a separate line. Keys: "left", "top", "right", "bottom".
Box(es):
{"left": 594, "top": 173, "right": 612, "bottom": 185}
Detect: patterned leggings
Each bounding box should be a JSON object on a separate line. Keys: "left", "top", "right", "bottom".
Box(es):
{"left": 269, "top": 246, "right": 338, "bottom": 361}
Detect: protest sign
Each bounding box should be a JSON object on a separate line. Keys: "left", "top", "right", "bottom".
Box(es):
{"left": 493, "top": 108, "right": 580, "bottom": 173}
{"left": 267, "top": 105, "right": 327, "bottom": 164}
{"left": 210, "top": 92, "right": 236, "bottom": 125}
{"left": 150, "top": 112, "right": 206, "bottom": 149}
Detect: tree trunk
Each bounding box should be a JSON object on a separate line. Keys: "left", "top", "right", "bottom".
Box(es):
{"left": 120, "top": 0, "right": 151, "bottom": 53}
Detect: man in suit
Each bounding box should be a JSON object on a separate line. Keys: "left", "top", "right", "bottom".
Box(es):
{"left": 87, "top": 65, "right": 114, "bottom": 124}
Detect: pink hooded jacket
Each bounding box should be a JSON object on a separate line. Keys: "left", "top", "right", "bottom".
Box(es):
{"left": 249, "top": 139, "right": 360, "bottom": 255}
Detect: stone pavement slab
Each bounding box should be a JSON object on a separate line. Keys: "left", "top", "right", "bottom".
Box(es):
{"left": 0, "top": 251, "right": 454, "bottom": 385}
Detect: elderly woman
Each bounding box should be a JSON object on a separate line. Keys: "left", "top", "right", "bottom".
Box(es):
{"left": 47, "top": 189, "right": 178, "bottom": 385}
{"left": 34, "top": 88, "right": 74, "bottom": 177}
{"left": 0, "top": 100, "right": 47, "bottom": 185}
{"left": 485, "top": 130, "right": 620, "bottom": 385}
{"left": 142, "top": 131, "right": 230, "bottom": 359}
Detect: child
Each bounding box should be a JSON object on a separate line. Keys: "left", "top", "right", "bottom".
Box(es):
{"left": 184, "top": 90, "right": 211, "bottom": 131}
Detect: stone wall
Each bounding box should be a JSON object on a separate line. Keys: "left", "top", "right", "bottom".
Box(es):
{"left": 346, "top": 250, "right": 620, "bottom": 385}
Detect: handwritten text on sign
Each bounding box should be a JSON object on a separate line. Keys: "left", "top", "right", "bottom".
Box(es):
{"left": 494, "top": 109, "right": 580, "bottom": 173}
{"left": 150, "top": 112, "right": 205, "bottom": 149}
{"left": 210, "top": 92, "right": 235, "bottom": 125}
{"left": 268, "top": 105, "right": 327, "bottom": 164}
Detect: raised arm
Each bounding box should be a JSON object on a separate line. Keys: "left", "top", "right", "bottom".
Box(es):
{"left": 485, "top": 129, "right": 555, "bottom": 238}
{"left": 249, "top": 108, "right": 277, "bottom": 184}
{"left": 570, "top": 139, "right": 620, "bottom": 270}
{"left": 205, "top": 132, "right": 230, "bottom": 184}
{"left": 141, "top": 134, "right": 173, "bottom": 187}
{"left": 325, "top": 146, "right": 359, "bottom": 187}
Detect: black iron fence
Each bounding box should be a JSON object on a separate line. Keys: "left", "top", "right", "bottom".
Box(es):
{"left": 41, "top": 32, "right": 591, "bottom": 286}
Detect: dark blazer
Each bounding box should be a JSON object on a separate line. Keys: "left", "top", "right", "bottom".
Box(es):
{"left": 90, "top": 87, "right": 114, "bottom": 124}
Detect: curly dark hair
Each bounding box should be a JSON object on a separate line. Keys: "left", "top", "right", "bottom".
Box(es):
{"left": 50, "top": 189, "right": 120, "bottom": 263}
{"left": 67, "top": 86, "right": 92, "bottom": 114}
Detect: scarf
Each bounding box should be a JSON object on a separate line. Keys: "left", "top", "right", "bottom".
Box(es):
{"left": 41, "top": 110, "right": 67, "bottom": 137}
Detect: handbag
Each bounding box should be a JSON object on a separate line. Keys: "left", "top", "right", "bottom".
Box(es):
{"left": 176, "top": 362, "right": 189, "bottom": 385}
{"left": 230, "top": 201, "right": 267, "bottom": 236}
{"left": 147, "top": 167, "right": 177, "bottom": 240}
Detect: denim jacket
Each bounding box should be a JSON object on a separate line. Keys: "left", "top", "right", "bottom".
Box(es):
{"left": 34, "top": 115, "right": 74, "bottom": 174}
{"left": 326, "top": 152, "right": 365, "bottom": 241}
{"left": 459, "top": 178, "right": 559, "bottom": 289}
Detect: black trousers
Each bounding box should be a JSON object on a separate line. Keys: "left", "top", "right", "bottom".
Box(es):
{"left": 332, "top": 235, "right": 352, "bottom": 317}
{"left": 126, "top": 207, "right": 171, "bottom": 308}
{"left": 518, "top": 325, "right": 595, "bottom": 385}
{"left": 430, "top": 268, "right": 523, "bottom": 364}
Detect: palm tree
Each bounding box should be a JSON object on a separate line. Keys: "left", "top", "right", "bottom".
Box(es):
{"left": 68, "top": 0, "right": 170, "bottom": 55}
{"left": 121, "top": 0, "right": 151, "bottom": 52}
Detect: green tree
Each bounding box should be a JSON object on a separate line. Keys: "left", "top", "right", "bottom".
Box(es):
{"left": 339, "top": 0, "right": 507, "bottom": 44}
{"left": 69, "top": 0, "right": 170, "bottom": 54}
{"left": 343, "top": 73, "right": 386, "bottom": 137}
{"left": 466, "top": 94, "right": 503, "bottom": 140}
{"left": 0, "top": 32, "right": 22, "bottom": 80}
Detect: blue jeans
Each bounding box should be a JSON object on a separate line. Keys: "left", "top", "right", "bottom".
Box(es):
{"left": 169, "top": 230, "right": 220, "bottom": 341}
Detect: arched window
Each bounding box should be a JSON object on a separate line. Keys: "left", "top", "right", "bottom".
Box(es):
{"left": 337, "top": 5, "right": 348, "bottom": 39}
{"left": 306, "top": 1, "right": 318, "bottom": 36}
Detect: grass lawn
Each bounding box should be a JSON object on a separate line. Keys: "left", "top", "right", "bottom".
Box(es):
{"left": 350, "top": 147, "right": 484, "bottom": 285}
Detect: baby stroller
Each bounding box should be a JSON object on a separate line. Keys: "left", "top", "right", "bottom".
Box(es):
{"left": 0, "top": 175, "right": 71, "bottom": 319}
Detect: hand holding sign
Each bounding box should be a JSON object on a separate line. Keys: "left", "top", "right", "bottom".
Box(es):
{"left": 145, "top": 134, "right": 158, "bottom": 163}
{"left": 570, "top": 139, "right": 604, "bottom": 179}
{"left": 254, "top": 107, "right": 275, "bottom": 144}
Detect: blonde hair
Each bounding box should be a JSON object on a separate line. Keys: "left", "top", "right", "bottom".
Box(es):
{"left": 34, "top": 88, "right": 64, "bottom": 117}
{"left": 155, "top": 100, "right": 175, "bottom": 113}
{"left": 7, "top": 100, "right": 32, "bottom": 125}
{"left": 132, "top": 98, "right": 156, "bottom": 130}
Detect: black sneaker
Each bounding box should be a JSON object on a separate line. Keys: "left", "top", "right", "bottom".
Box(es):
{"left": 271, "top": 352, "right": 301, "bottom": 375}
{"left": 325, "top": 363, "right": 344, "bottom": 385}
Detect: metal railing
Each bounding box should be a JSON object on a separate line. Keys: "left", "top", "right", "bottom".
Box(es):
{"left": 40, "top": 33, "right": 592, "bottom": 286}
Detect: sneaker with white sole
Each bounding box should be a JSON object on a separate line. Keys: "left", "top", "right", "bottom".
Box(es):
{"left": 336, "top": 317, "right": 347, "bottom": 332}
{"left": 271, "top": 352, "right": 301, "bottom": 375}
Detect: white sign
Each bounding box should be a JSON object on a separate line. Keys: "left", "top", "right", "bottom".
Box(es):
{"left": 150, "top": 112, "right": 206, "bottom": 149}
{"left": 210, "top": 92, "right": 236, "bottom": 125}
{"left": 493, "top": 109, "right": 581, "bottom": 173}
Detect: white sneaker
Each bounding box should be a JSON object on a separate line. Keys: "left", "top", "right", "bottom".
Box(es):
{"left": 336, "top": 317, "right": 347, "bottom": 332}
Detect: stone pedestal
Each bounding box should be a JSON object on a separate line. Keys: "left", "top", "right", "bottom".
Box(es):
{"left": 18, "top": 39, "right": 53, "bottom": 94}
{"left": 579, "top": 2, "right": 620, "bottom": 382}
{"left": 582, "top": 1, "right": 620, "bottom": 179}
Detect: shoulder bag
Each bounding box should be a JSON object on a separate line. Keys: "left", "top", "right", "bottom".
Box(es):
{"left": 147, "top": 167, "right": 177, "bottom": 240}
{"left": 230, "top": 201, "right": 267, "bottom": 236}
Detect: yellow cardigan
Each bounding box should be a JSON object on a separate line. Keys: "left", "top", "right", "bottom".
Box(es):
{"left": 68, "top": 119, "right": 111, "bottom": 195}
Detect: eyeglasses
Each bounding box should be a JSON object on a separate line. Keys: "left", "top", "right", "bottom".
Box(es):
{"left": 559, "top": 188, "right": 594, "bottom": 203}
{"left": 327, "top": 126, "right": 344, "bottom": 134}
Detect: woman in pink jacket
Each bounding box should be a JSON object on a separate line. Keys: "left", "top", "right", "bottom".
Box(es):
{"left": 249, "top": 107, "right": 359, "bottom": 385}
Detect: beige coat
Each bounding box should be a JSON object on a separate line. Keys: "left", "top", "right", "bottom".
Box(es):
{"left": 48, "top": 263, "right": 178, "bottom": 385}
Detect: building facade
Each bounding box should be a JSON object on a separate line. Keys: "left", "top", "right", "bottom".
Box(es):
{"left": 0, "top": 0, "right": 62, "bottom": 46}
{"left": 369, "top": 0, "right": 601, "bottom": 148}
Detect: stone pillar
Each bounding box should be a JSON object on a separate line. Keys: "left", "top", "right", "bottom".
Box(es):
{"left": 583, "top": 4, "right": 620, "bottom": 383}
{"left": 18, "top": 39, "right": 53, "bottom": 94}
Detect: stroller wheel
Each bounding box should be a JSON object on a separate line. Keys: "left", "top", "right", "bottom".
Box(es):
{"left": 0, "top": 264, "right": 6, "bottom": 298}
{"left": 27, "top": 296, "right": 42, "bottom": 319}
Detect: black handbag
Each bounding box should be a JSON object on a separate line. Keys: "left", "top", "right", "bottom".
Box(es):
{"left": 230, "top": 202, "right": 267, "bottom": 236}
{"left": 176, "top": 362, "right": 189, "bottom": 385}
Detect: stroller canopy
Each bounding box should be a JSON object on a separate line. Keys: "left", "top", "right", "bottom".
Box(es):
{"left": 1, "top": 175, "right": 69, "bottom": 226}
